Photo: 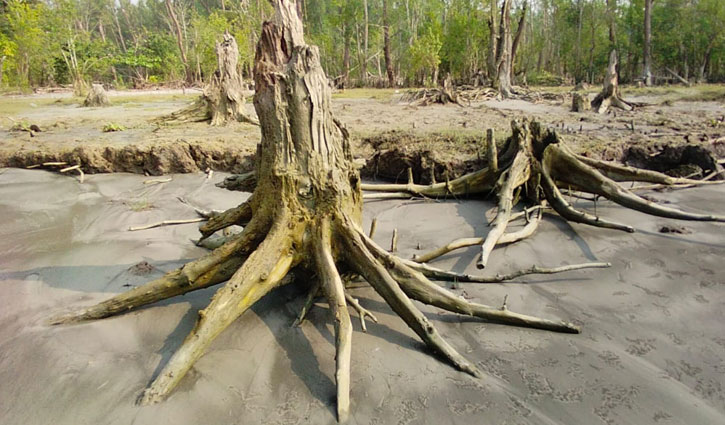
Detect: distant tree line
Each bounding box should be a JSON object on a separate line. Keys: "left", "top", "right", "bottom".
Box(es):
{"left": 0, "top": 0, "right": 723, "bottom": 90}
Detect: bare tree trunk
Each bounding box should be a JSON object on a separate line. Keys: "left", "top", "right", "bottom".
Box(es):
{"left": 343, "top": 26, "right": 351, "bottom": 88}
{"left": 362, "top": 0, "right": 369, "bottom": 85}
{"left": 510, "top": 0, "right": 527, "bottom": 83}
{"left": 494, "top": 0, "right": 514, "bottom": 97}
{"left": 607, "top": 0, "right": 617, "bottom": 48}
{"left": 383, "top": 0, "right": 395, "bottom": 87}
{"left": 643, "top": 0, "right": 653, "bottom": 86}
{"left": 165, "top": 0, "right": 190, "bottom": 82}
{"left": 575, "top": 0, "right": 583, "bottom": 82}
{"left": 486, "top": 0, "right": 498, "bottom": 80}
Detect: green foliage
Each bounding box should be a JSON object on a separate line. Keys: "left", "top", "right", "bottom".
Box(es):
{"left": 102, "top": 122, "right": 125, "bottom": 132}
{"left": 0, "top": 0, "right": 724, "bottom": 89}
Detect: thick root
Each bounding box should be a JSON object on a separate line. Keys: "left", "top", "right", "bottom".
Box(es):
{"left": 341, "top": 219, "right": 481, "bottom": 378}
{"left": 359, "top": 229, "right": 582, "bottom": 333}
{"left": 314, "top": 219, "right": 352, "bottom": 423}
{"left": 477, "top": 145, "right": 531, "bottom": 268}
{"left": 540, "top": 165, "right": 635, "bottom": 233}
{"left": 139, "top": 214, "right": 299, "bottom": 405}
{"left": 361, "top": 166, "right": 497, "bottom": 198}
{"left": 48, "top": 216, "right": 271, "bottom": 325}
{"left": 545, "top": 145, "right": 725, "bottom": 223}
{"left": 198, "top": 197, "right": 254, "bottom": 242}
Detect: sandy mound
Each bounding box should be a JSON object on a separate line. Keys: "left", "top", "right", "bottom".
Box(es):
{"left": 1, "top": 168, "right": 724, "bottom": 424}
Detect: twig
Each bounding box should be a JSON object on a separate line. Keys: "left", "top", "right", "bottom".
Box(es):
{"left": 60, "top": 164, "right": 80, "bottom": 173}
{"left": 128, "top": 217, "right": 207, "bottom": 231}
{"left": 390, "top": 228, "right": 398, "bottom": 252}
{"left": 144, "top": 177, "right": 173, "bottom": 185}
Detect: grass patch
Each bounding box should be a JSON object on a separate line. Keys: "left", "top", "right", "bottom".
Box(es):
{"left": 333, "top": 88, "right": 397, "bottom": 102}
{"left": 102, "top": 122, "right": 126, "bottom": 132}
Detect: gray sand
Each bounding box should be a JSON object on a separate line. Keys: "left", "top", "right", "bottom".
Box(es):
{"left": 1, "top": 168, "right": 724, "bottom": 425}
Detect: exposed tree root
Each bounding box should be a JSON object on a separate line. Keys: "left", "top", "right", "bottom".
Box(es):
{"left": 363, "top": 119, "right": 725, "bottom": 268}
{"left": 49, "top": 2, "right": 674, "bottom": 422}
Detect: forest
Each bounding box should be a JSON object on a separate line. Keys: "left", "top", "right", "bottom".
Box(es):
{"left": 1, "top": 0, "right": 724, "bottom": 91}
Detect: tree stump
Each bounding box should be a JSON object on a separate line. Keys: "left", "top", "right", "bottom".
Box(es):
{"left": 160, "top": 32, "right": 258, "bottom": 126}
{"left": 82, "top": 84, "right": 110, "bottom": 107}
{"left": 591, "top": 50, "right": 633, "bottom": 114}
{"left": 50, "top": 3, "right": 594, "bottom": 422}
{"left": 572, "top": 92, "right": 591, "bottom": 112}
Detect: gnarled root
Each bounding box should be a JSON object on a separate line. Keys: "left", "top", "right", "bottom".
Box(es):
{"left": 364, "top": 119, "right": 725, "bottom": 264}
{"left": 139, "top": 212, "right": 300, "bottom": 405}
{"left": 351, "top": 222, "right": 581, "bottom": 333}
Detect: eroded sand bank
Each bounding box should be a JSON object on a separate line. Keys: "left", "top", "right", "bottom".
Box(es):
{"left": 1, "top": 168, "right": 723, "bottom": 424}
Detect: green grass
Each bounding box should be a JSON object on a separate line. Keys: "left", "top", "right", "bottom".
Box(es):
{"left": 332, "top": 88, "right": 397, "bottom": 101}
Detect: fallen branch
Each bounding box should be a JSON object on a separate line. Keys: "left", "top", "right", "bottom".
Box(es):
{"left": 128, "top": 218, "right": 207, "bottom": 231}
{"left": 404, "top": 260, "right": 611, "bottom": 283}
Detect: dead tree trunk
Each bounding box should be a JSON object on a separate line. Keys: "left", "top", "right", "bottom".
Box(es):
{"left": 383, "top": 0, "right": 395, "bottom": 88}
{"left": 82, "top": 83, "right": 110, "bottom": 107}
{"left": 51, "top": 2, "right": 586, "bottom": 421}
{"left": 159, "top": 32, "right": 258, "bottom": 126}
{"left": 643, "top": 0, "right": 653, "bottom": 86}
{"left": 591, "top": 50, "right": 633, "bottom": 114}
{"left": 493, "top": 0, "right": 515, "bottom": 98}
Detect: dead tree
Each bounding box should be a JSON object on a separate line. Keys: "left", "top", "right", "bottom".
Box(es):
{"left": 160, "top": 32, "right": 258, "bottom": 126}
{"left": 363, "top": 119, "right": 725, "bottom": 269}
{"left": 82, "top": 83, "right": 110, "bottom": 107}
{"left": 50, "top": 2, "right": 584, "bottom": 421}
{"left": 591, "top": 50, "right": 633, "bottom": 114}
{"left": 643, "top": 0, "right": 653, "bottom": 86}
{"left": 493, "top": 0, "right": 515, "bottom": 97}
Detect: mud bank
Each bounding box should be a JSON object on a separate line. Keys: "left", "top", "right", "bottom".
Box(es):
{"left": 0, "top": 141, "right": 257, "bottom": 175}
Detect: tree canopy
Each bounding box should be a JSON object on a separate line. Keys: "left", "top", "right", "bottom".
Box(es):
{"left": 0, "top": 0, "right": 723, "bottom": 89}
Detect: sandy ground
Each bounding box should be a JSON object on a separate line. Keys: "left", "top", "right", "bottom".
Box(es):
{"left": 1, "top": 168, "right": 724, "bottom": 424}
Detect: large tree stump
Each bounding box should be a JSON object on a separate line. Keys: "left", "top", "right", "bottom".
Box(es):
{"left": 50, "top": 2, "right": 591, "bottom": 422}
{"left": 160, "top": 32, "right": 258, "bottom": 126}
{"left": 591, "top": 50, "right": 633, "bottom": 114}
{"left": 82, "top": 83, "right": 110, "bottom": 107}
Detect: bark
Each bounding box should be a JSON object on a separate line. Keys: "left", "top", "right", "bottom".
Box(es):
{"left": 383, "top": 0, "right": 395, "bottom": 88}
{"left": 643, "top": 0, "right": 653, "bottom": 86}
{"left": 494, "top": 0, "right": 514, "bottom": 98}
{"left": 510, "top": 0, "right": 527, "bottom": 82}
{"left": 0, "top": 55, "right": 5, "bottom": 86}
{"left": 159, "top": 32, "right": 258, "bottom": 126}
{"left": 83, "top": 83, "right": 110, "bottom": 107}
